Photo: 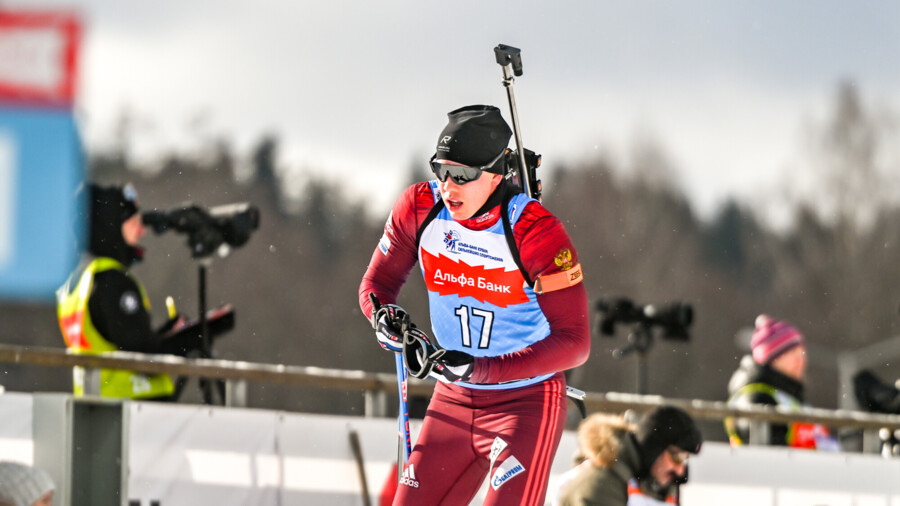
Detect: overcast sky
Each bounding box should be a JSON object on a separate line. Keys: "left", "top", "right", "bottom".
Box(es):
{"left": 10, "top": 1, "right": 900, "bottom": 224}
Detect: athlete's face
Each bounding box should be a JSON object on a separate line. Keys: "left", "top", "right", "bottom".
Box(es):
{"left": 439, "top": 171, "right": 503, "bottom": 221}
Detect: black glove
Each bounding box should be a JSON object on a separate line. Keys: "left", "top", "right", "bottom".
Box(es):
{"left": 373, "top": 304, "right": 408, "bottom": 353}
{"left": 369, "top": 293, "right": 408, "bottom": 353}
{"left": 402, "top": 326, "right": 442, "bottom": 379}
{"left": 403, "top": 327, "right": 474, "bottom": 383}
{"left": 431, "top": 350, "right": 475, "bottom": 383}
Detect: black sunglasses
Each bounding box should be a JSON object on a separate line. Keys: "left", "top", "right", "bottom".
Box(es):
{"left": 430, "top": 149, "right": 506, "bottom": 185}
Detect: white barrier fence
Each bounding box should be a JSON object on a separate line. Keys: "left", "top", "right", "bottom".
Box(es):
{"left": 2, "top": 391, "right": 899, "bottom": 506}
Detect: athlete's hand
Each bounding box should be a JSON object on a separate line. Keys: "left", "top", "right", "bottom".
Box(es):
{"left": 403, "top": 328, "right": 474, "bottom": 383}
{"left": 431, "top": 350, "right": 474, "bottom": 383}
{"left": 370, "top": 293, "right": 409, "bottom": 353}
{"left": 402, "top": 326, "right": 442, "bottom": 378}
{"left": 374, "top": 304, "right": 409, "bottom": 352}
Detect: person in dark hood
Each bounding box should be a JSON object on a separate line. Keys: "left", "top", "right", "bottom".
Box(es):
{"left": 56, "top": 183, "right": 200, "bottom": 400}
{"left": 555, "top": 405, "right": 703, "bottom": 506}
{"left": 854, "top": 369, "right": 900, "bottom": 415}
{"left": 724, "top": 314, "right": 837, "bottom": 449}
{"left": 854, "top": 369, "right": 900, "bottom": 455}
{"left": 87, "top": 182, "right": 145, "bottom": 266}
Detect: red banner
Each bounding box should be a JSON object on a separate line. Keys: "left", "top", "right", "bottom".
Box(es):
{"left": 421, "top": 249, "right": 528, "bottom": 307}
{"left": 0, "top": 10, "right": 81, "bottom": 106}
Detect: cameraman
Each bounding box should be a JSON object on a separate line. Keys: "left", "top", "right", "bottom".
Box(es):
{"left": 57, "top": 183, "right": 201, "bottom": 400}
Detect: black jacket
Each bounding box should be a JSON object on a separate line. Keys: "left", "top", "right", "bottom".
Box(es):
{"left": 78, "top": 256, "right": 204, "bottom": 356}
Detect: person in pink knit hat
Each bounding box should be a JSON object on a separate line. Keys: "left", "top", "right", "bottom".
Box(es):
{"left": 723, "top": 315, "right": 837, "bottom": 449}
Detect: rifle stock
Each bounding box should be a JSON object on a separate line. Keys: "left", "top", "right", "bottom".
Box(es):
{"left": 495, "top": 44, "right": 542, "bottom": 201}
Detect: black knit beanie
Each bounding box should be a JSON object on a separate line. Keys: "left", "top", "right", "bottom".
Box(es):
{"left": 635, "top": 405, "right": 703, "bottom": 475}
{"left": 434, "top": 105, "right": 511, "bottom": 173}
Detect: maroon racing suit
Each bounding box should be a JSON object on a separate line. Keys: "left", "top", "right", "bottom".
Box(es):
{"left": 359, "top": 181, "right": 590, "bottom": 506}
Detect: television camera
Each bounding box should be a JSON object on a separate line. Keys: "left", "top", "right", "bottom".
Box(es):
{"left": 596, "top": 297, "right": 693, "bottom": 343}
{"left": 595, "top": 296, "right": 694, "bottom": 394}
{"left": 142, "top": 202, "right": 260, "bottom": 259}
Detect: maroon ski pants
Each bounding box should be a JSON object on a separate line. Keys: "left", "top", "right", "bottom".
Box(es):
{"left": 393, "top": 373, "right": 567, "bottom": 506}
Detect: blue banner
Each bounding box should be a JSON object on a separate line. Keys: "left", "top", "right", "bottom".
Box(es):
{"left": 0, "top": 106, "right": 84, "bottom": 300}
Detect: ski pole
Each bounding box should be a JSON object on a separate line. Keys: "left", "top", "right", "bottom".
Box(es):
{"left": 396, "top": 352, "right": 411, "bottom": 461}
{"left": 348, "top": 429, "right": 372, "bottom": 506}
{"left": 368, "top": 293, "right": 412, "bottom": 478}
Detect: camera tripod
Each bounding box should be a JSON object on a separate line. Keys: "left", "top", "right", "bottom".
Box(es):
{"left": 197, "top": 259, "right": 226, "bottom": 404}
{"left": 612, "top": 321, "right": 655, "bottom": 395}
{"left": 172, "top": 258, "right": 229, "bottom": 405}
{"left": 597, "top": 297, "right": 693, "bottom": 396}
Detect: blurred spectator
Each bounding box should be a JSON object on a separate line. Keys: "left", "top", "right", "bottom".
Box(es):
{"left": 0, "top": 461, "right": 54, "bottom": 506}
{"left": 550, "top": 413, "right": 629, "bottom": 505}
{"left": 853, "top": 369, "right": 900, "bottom": 456}
{"left": 854, "top": 369, "right": 900, "bottom": 414}
{"left": 555, "top": 405, "right": 702, "bottom": 506}
{"left": 548, "top": 446, "right": 588, "bottom": 505}
{"left": 724, "top": 314, "right": 837, "bottom": 449}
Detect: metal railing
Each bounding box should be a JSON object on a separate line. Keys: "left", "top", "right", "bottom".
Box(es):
{"left": 2, "top": 343, "right": 900, "bottom": 451}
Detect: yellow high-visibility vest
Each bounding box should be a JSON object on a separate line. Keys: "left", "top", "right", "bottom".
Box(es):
{"left": 57, "top": 257, "right": 174, "bottom": 399}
